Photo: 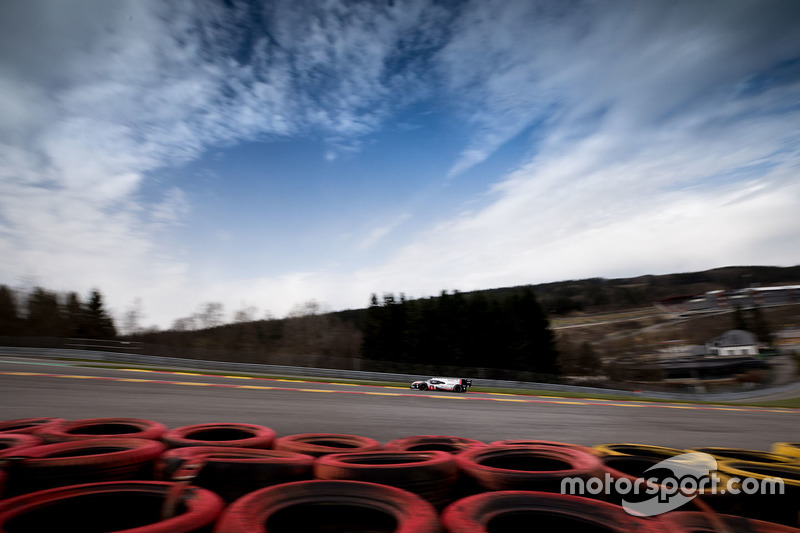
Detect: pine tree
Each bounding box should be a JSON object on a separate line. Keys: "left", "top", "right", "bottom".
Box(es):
{"left": 82, "top": 289, "right": 117, "bottom": 339}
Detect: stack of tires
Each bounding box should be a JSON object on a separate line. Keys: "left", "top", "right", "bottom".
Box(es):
{"left": 1, "top": 417, "right": 799, "bottom": 532}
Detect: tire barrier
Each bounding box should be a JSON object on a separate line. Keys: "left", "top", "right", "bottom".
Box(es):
{"left": 162, "top": 423, "right": 276, "bottom": 449}
{"left": 274, "top": 433, "right": 382, "bottom": 457}
{"left": 455, "top": 445, "right": 603, "bottom": 492}
{"left": 156, "top": 446, "right": 314, "bottom": 502}
{"left": 215, "top": 479, "right": 440, "bottom": 533}
{"left": 593, "top": 443, "right": 684, "bottom": 460}
{"left": 772, "top": 442, "right": 800, "bottom": 460}
{"left": 688, "top": 447, "right": 796, "bottom": 465}
{"left": 385, "top": 435, "right": 486, "bottom": 454}
{"left": 314, "top": 450, "right": 459, "bottom": 507}
{"left": 0, "top": 434, "right": 42, "bottom": 458}
{"left": 0, "top": 417, "right": 64, "bottom": 435}
{"left": 598, "top": 454, "right": 737, "bottom": 512}
{"left": 37, "top": 417, "right": 168, "bottom": 442}
{"left": 0, "top": 481, "right": 224, "bottom": 533}
{"left": 441, "top": 490, "right": 666, "bottom": 533}
{"left": 661, "top": 511, "right": 800, "bottom": 532}
{"left": 716, "top": 460, "right": 800, "bottom": 526}
{"left": 4, "top": 437, "right": 166, "bottom": 495}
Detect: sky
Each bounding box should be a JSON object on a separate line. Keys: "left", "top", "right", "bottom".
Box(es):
{"left": 1, "top": 0, "right": 799, "bottom": 331}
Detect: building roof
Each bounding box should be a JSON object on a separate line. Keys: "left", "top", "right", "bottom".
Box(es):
{"left": 708, "top": 329, "right": 758, "bottom": 347}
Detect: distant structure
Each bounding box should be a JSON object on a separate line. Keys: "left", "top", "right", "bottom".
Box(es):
{"left": 704, "top": 330, "right": 759, "bottom": 357}
{"left": 656, "top": 285, "right": 800, "bottom": 316}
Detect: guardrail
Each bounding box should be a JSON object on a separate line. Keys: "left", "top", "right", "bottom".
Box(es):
{"left": 1, "top": 346, "right": 798, "bottom": 403}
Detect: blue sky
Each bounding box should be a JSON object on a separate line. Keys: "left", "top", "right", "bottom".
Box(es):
{"left": 1, "top": 0, "right": 799, "bottom": 330}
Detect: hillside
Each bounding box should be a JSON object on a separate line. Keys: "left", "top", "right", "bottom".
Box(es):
{"left": 125, "top": 265, "right": 800, "bottom": 376}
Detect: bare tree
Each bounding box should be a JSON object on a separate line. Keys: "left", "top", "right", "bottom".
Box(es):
{"left": 121, "top": 298, "right": 145, "bottom": 336}
{"left": 233, "top": 304, "right": 259, "bottom": 323}
{"left": 197, "top": 302, "right": 224, "bottom": 329}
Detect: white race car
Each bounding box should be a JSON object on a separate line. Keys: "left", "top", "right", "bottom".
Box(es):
{"left": 410, "top": 377, "right": 472, "bottom": 393}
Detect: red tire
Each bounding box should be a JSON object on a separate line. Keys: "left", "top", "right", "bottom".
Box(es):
{"left": 0, "top": 417, "right": 64, "bottom": 435}
{"left": 156, "top": 446, "right": 314, "bottom": 502}
{"left": 0, "top": 434, "right": 42, "bottom": 458}
{"left": 491, "top": 440, "right": 597, "bottom": 455}
{"left": 385, "top": 435, "right": 486, "bottom": 454}
{"left": 274, "top": 433, "right": 381, "bottom": 457}
{"left": 37, "top": 417, "right": 168, "bottom": 442}
{"left": 162, "top": 423, "right": 276, "bottom": 449}
{"left": 5, "top": 437, "right": 166, "bottom": 495}
{"left": 441, "top": 491, "right": 666, "bottom": 533}
{"left": 456, "top": 445, "right": 603, "bottom": 492}
{"left": 314, "top": 450, "right": 458, "bottom": 506}
{"left": 215, "top": 480, "right": 439, "bottom": 533}
{"left": 0, "top": 481, "right": 223, "bottom": 532}
{"left": 662, "top": 511, "right": 800, "bottom": 532}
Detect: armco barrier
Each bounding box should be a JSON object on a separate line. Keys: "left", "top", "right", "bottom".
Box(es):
{"left": 1, "top": 346, "right": 799, "bottom": 403}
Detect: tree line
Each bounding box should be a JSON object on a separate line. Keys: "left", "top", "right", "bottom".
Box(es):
{"left": 0, "top": 285, "right": 116, "bottom": 339}
{"left": 362, "top": 289, "right": 559, "bottom": 375}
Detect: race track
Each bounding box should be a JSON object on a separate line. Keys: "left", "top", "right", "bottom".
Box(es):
{"left": 1, "top": 356, "right": 798, "bottom": 450}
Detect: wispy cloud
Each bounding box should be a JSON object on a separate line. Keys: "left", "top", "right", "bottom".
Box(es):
{"left": 1, "top": 0, "right": 798, "bottom": 327}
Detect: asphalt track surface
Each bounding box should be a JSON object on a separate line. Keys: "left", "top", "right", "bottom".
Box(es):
{"left": 1, "top": 356, "right": 798, "bottom": 450}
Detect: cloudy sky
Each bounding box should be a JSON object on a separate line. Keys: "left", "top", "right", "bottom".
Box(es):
{"left": 1, "top": 0, "right": 799, "bottom": 329}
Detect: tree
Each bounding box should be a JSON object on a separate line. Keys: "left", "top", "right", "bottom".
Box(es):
{"left": 121, "top": 298, "right": 144, "bottom": 336}
{"left": 64, "top": 292, "right": 84, "bottom": 337}
{"left": 0, "top": 285, "right": 21, "bottom": 335}
{"left": 197, "top": 302, "right": 224, "bottom": 329}
{"left": 25, "top": 287, "right": 64, "bottom": 336}
{"left": 82, "top": 289, "right": 117, "bottom": 339}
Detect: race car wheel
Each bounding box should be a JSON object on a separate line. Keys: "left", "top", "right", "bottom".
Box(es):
{"left": 419, "top": 384, "right": 428, "bottom": 391}
{"left": 441, "top": 490, "right": 667, "bottom": 533}
{"left": 274, "top": 433, "right": 382, "bottom": 457}
{"left": 38, "top": 417, "right": 167, "bottom": 442}
{"left": 4, "top": 437, "right": 166, "bottom": 496}
{"left": 162, "top": 423, "right": 276, "bottom": 449}
{"left": 0, "top": 481, "right": 224, "bottom": 533}
{"left": 215, "top": 480, "right": 439, "bottom": 533}
{"left": 156, "top": 446, "right": 314, "bottom": 502}
{"left": 453, "top": 385, "right": 462, "bottom": 393}
{"left": 456, "top": 445, "right": 603, "bottom": 492}
{"left": 313, "top": 450, "right": 459, "bottom": 506}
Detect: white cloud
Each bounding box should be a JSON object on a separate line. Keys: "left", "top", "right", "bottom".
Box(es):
{"left": 1, "top": 0, "right": 798, "bottom": 329}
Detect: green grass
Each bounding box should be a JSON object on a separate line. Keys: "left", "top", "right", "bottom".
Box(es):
{"left": 66, "top": 360, "right": 800, "bottom": 409}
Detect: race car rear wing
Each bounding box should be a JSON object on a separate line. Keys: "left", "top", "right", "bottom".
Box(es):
{"left": 462, "top": 379, "right": 473, "bottom": 388}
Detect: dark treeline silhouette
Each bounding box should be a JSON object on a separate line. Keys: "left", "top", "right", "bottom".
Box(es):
{"left": 362, "top": 289, "right": 559, "bottom": 375}
{"left": 0, "top": 285, "right": 116, "bottom": 339}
